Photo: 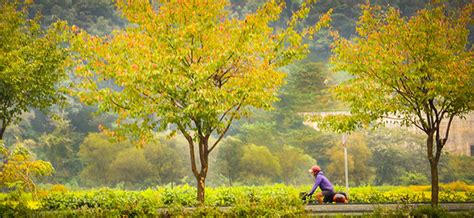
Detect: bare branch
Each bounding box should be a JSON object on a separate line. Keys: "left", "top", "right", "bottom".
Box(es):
{"left": 217, "top": 102, "right": 240, "bottom": 123}
{"left": 392, "top": 87, "right": 429, "bottom": 132}
{"left": 409, "top": 118, "right": 426, "bottom": 133}
{"left": 442, "top": 114, "right": 455, "bottom": 146}
{"left": 429, "top": 99, "right": 439, "bottom": 123}
{"left": 208, "top": 99, "right": 244, "bottom": 153}
{"left": 208, "top": 116, "right": 234, "bottom": 153}
{"left": 434, "top": 113, "right": 455, "bottom": 163}
{"left": 178, "top": 124, "right": 199, "bottom": 178}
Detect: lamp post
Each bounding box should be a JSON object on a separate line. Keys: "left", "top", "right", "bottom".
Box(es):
{"left": 342, "top": 134, "right": 349, "bottom": 197}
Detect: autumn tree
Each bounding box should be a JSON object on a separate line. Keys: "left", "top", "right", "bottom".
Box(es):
{"left": 329, "top": 3, "right": 473, "bottom": 206}
{"left": 70, "top": 0, "right": 331, "bottom": 202}
{"left": 0, "top": 0, "right": 69, "bottom": 141}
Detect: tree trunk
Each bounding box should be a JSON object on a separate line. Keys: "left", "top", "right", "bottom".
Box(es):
{"left": 227, "top": 170, "right": 233, "bottom": 186}
{"left": 190, "top": 136, "right": 210, "bottom": 204}
{"left": 0, "top": 125, "right": 6, "bottom": 140}
{"left": 196, "top": 174, "right": 206, "bottom": 203}
{"left": 180, "top": 126, "right": 214, "bottom": 204}
{"left": 426, "top": 132, "right": 439, "bottom": 206}
{"left": 429, "top": 160, "right": 439, "bottom": 206}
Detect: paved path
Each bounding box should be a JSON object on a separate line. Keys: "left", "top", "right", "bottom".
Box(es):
{"left": 305, "top": 203, "right": 474, "bottom": 214}
{"left": 156, "top": 203, "right": 474, "bottom": 215}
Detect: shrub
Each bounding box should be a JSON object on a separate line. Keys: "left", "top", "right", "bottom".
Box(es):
{"left": 400, "top": 172, "right": 430, "bottom": 186}
{"left": 50, "top": 184, "right": 68, "bottom": 193}
{"left": 1, "top": 184, "right": 472, "bottom": 216}
{"left": 410, "top": 206, "right": 448, "bottom": 218}
{"left": 441, "top": 181, "right": 474, "bottom": 192}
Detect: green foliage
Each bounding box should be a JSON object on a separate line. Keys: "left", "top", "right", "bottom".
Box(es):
{"left": 226, "top": 113, "right": 338, "bottom": 183}
{"left": 78, "top": 133, "right": 189, "bottom": 188}
{"left": 349, "top": 185, "right": 473, "bottom": 204}
{"left": 325, "top": 132, "right": 374, "bottom": 186}
{"left": 277, "top": 145, "right": 315, "bottom": 185}
{"left": 160, "top": 185, "right": 197, "bottom": 206}
{"left": 1, "top": 0, "right": 472, "bottom": 206}
{"left": 40, "top": 189, "right": 158, "bottom": 216}
{"left": 441, "top": 155, "right": 474, "bottom": 183}
{"left": 330, "top": 3, "right": 473, "bottom": 130}
{"left": 279, "top": 62, "right": 341, "bottom": 112}
{"left": 108, "top": 148, "right": 154, "bottom": 187}
{"left": 410, "top": 206, "right": 449, "bottom": 218}
{"left": 239, "top": 144, "right": 281, "bottom": 185}
{"left": 309, "top": 114, "right": 363, "bottom": 134}
{"left": 36, "top": 116, "right": 82, "bottom": 183}
{"left": 78, "top": 133, "right": 127, "bottom": 187}
{"left": 216, "top": 137, "right": 244, "bottom": 186}
{"left": 327, "top": 1, "right": 473, "bottom": 205}
{"left": 366, "top": 128, "right": 427, "bottom": 185}
{"left": 69, "top": 0, "right": 331, "bottom": 202}
{"left": 1, "top": 184, "right": 473, "bottom": 216}
{"left": 0, "top": 0, "right": 70, "bottom": 140}
{"left": 142, "top": 135, "right": 189, "bottom": 186}
{"left": 216, "top": 139, "right": 315, "bottom": 186}
{"left": 69, "top": 0, "right": 331, "bottom": 146}
{"left": 0, "top": 140, "right": 54, "bottom": 194}
{"left": 30, "top": 0, "right": 124, "bottom": 36}
{"left": 400, "top": 172, "right": 430, "bottom": 186}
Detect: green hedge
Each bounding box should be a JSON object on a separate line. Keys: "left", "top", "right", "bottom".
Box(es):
{"left": 1, "top": 184, "right": 473, "bottom": 216}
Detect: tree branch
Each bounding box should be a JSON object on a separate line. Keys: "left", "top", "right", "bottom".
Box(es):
{"left": 0, "top": 116, "right": 11, "bottom": 140}
{"left": 422, "top": 101, "right": 434, "bottom": 131}
{"left": 110, "top": 97, "right": 131, "bottom": 110}
{"left": 217, "top": 102, "right": 240, "bottom": 123}
{"left": 392, "top": 87, "right": 429, "bottom": 132}
{"left": 441, "top": 113, "right": 455, "bottom": 147}
{"left": 208, "top": 116, "right": 234, "bottom": 154}
{"left": 429, "top": 99, "right": 439, "bottom": 123}
{"left": 208, "top": 99, "right": 244, "bottom": 153}
{"left": 178, "top": 124, "right": 199, "bottom": 178}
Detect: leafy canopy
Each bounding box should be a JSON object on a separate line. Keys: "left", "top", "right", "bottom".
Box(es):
{"left": 70, "top": 0, "right": 331, "bottom": 147}
{"left": 0, "top": 0, "right": 70, "bottom": 135}
{"left": 324, "top": 3, "right": 473, "bottom": 133}
{"left": 326, "top": 2, "right": 472, "bottom": 205}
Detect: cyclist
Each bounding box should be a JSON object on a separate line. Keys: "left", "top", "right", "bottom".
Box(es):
{"left": 306, "top": 165, "right": 336, "bottom": 204}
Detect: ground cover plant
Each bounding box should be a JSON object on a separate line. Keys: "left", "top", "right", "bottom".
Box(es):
{"left": 1, "top": 183, "right": 472, "bottom": 216}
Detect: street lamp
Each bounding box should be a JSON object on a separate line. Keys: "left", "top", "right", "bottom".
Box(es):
{"left": 342, "top": 134, "right": 349, "bottom": 197}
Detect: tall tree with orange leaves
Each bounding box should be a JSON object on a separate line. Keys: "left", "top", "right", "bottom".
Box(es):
{"left": 70, "top": 0, "right": 331, "bottom": 202}
{"left": 329, "top": 3, "right": 473, "bottom": 206}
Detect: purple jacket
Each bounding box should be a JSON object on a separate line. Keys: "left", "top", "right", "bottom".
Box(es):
{"left": 308, "top": 171, "right": 334, "bottom": 195}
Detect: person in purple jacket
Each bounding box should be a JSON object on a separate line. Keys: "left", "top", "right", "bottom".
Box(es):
{"left": 307, "top": 165, "right": 335, "bottom": 204}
